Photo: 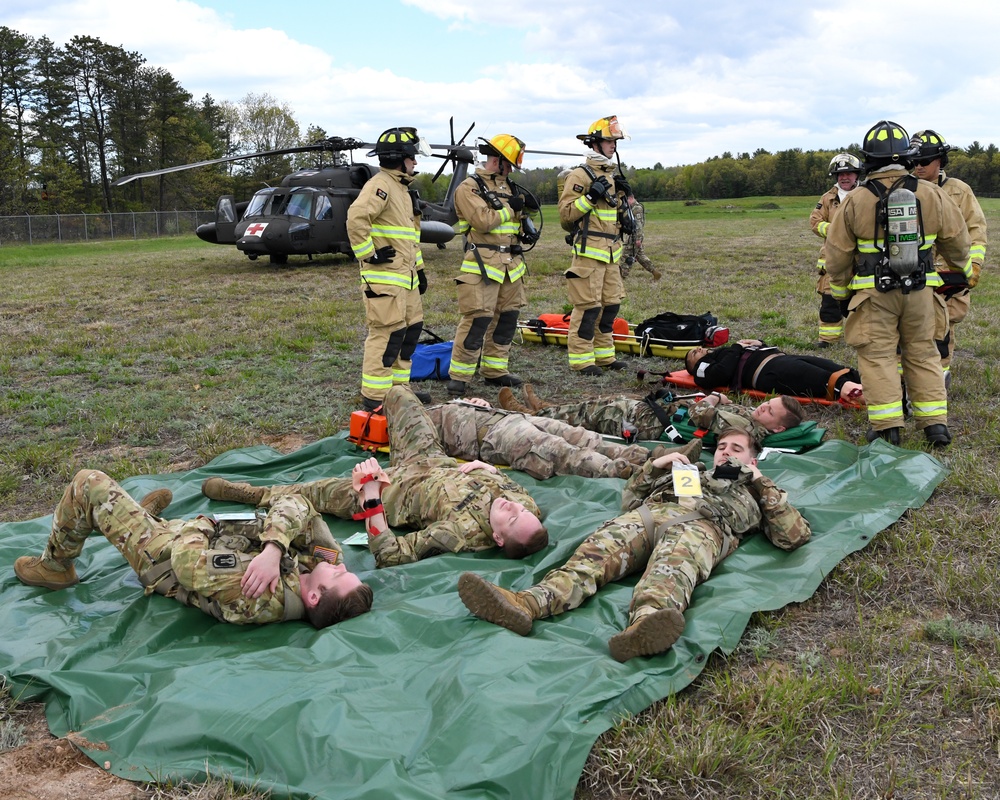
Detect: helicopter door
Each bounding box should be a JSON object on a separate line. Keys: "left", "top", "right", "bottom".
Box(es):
{"left": 214, "top": 195, "right": 238, "bottom": 244}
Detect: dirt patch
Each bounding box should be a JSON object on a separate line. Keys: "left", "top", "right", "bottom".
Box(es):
{"left": 0, "top": 705, "right": 143, "bottom": 800}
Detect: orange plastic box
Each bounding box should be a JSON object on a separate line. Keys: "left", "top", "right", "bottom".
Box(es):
{"left": 349, "top": 409, "right": 389, "bottom": 449}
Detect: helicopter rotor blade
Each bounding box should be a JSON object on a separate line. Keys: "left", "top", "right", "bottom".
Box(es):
{"left": 523, "top": 148, "right": 581, "bottom": 158}
{"left": 112, "top": 138, "right": 370, "bottom": 187}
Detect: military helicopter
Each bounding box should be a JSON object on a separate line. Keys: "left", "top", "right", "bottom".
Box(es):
{"left": 112, "top": 121, "right": 477, "bottom": 265}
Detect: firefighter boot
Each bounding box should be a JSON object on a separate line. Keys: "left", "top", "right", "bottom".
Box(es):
{"left": 201, "top": 478, "right": 265, "bottom": 505}
{"left": 522, "top": 384, "right": 552, "bottom": 412}
{"left": 484, "top": 373, "right": 523, "bottom": 387}
{"left": 446, "top": 380, "right": 468, "bottom": 397}
{"left": 457, "top": 572, "right": 540, "bottom": 636}
{"left": 865, "top": 428, "right": 901, "bottom": 446}
{"left": 139, "top": 488, "right": 173, "bottom": 517}
{"left": 14, "top": 556, "right": 79, "bottom": 590}
{"left": 923, "top": 424, "right": 952, "bottom": 448}
{"left": 608, "top": 608, "right": 686, "bottom": 662}
{"left": 497, "top": 388, "right": 532, "bottom": 414}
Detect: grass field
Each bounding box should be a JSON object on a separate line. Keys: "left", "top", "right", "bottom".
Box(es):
{"left": 1, "top": 195, "right": 998, "bottom": 799}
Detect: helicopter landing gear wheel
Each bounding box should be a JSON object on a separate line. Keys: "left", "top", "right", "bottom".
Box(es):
{"left": 269, "top": 253, "right": 288, "bottom": 266}
{"left": 247, "top": 253, "right": 258, "bottom": 261}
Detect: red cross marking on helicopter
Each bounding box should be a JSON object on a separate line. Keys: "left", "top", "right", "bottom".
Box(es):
{"left": 245, "top": 223, "right": 268, "bottom": 236}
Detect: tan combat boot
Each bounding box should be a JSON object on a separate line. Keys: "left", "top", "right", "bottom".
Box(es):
{"left": 608, "top": 607, "right": 686, "bottom": 662}
{"left": 497, "top": 388, "right": 533, "bottom": 415}
{"left": 457, "top": 572, "right": 540, "bottom": 636}
{"left": 613, "top": 459, "right": 633, "bottom": 479}
{"left": 201, "top": 477, "right": 265, "bottom": 505}
{"left": 522, "top": 383, "right": 552, "bottom": 412}
{"left": 650, "top": 438, "right": 703, "bottom": 462}
{"left": 139, "top": 488, "right": 173, "bottom": 517}
{"left": 14, "top": 556, "right": 79, "bottom": 590}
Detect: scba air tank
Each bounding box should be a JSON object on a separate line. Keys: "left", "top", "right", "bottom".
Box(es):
{"left": 886, "top": 186, "right": 919, "bottom": 278}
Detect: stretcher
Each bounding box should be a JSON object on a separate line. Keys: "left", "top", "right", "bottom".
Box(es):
{"left": 516, "top": 320, "right": 705, "bottom": 359}
{"left": 659, "top": 369, "right": 865, "bottom": 410}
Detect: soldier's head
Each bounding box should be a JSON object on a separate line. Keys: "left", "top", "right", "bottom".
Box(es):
{"left": 490, "top": 497, "right": 548, "bottom": 559}
{"left": 713, "top": 429, "right": 760, "bottom": 467}
{"left": 752, "top": 396, "right": 804, "bottom": 433}
{"left": 301, "top": 562, "right": 373, "bottom": 629}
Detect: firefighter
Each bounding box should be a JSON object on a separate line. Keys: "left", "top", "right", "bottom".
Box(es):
{"left": 347, "top": 127, "right": 428, "bottom": 412}
{"left": 809, "top": 153, "right": 862, "bottom": 347}
{"left": 558, "top": 115, "right": 632, "bottom": 375}
{"left": 911, "top": 130, "right": 988, "bottom": 386}
{"left": 826, "top": 121, "right": 970, "bottom": 447}
{"left": 446, "top": 134, "right": 537, "bottom": 396}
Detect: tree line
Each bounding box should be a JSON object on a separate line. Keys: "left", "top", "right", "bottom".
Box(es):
{"left": 2, "top": 26, "right": 998, "bottom": 217}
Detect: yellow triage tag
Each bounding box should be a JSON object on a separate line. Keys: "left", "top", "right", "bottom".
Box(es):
{"left": 671, "top": 463, "right": 703, "bottom": 497}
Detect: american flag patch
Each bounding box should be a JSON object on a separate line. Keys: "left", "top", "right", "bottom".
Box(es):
{"left": 376, "top": 188, "right": 387, "bottom": 200}
{"left": 573, "top": 184, "right": 584, "bottom": 193}
{"left": 313, "top": 545, "right": 340, "bottom": 564}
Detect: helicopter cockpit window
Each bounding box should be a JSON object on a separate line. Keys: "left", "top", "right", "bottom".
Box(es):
{"left": 216, "top": 197, "right": 236, "bottom": 223}
{"left": 244, "top": 191, "right": 278, "bottom": 219}
{"left": 283, "top": 192, "right": 313, "bottom": 220}
{"left": 314, "top": 195, "right": 333, "bottom": 221}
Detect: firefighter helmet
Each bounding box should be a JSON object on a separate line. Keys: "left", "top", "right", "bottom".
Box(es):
{"left": 861, "top": 120, "right": 917, "bottom": 169}
{"left": 577, "top": 115, "right": 627, "bottom": 145}
{"left": 367, "top": 127, "right": 429, "bottom": 165}
{"left": 828, "top": 152, "right": 862, "bottom": 176}
{"left": 911, "top": 129, "right": 952, "bottom": 167}
{"left": 478, "top": 134, "right": 526, "bottom": 169}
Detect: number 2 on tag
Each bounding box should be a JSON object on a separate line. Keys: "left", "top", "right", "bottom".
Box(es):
{"left": 672, "top": 463, "right": 703, "bottom": 497}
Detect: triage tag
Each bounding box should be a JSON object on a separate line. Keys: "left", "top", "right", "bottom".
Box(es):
{"left": 671, "top": 463, "right": 703, "bottom": 497}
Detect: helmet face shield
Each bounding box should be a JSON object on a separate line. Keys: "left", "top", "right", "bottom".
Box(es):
{"left": 829, "top": 152, "right": 862, "bottom": 176}
{"left": 577, "top": 115, "right": 628, "bottom": 144}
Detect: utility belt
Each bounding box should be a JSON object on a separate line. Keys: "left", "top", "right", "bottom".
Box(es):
{"left": 469, "top": 242, "right": 523, "bottom": 255}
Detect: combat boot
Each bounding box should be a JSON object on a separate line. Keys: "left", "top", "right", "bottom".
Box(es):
{"left": 522, "top": 384, "right": 552, "bottom": 412}
{"left": 410, "top": 388, "right": 433, "bottom": 405}
{"left": 923, "top": 424, "right": 952, "bottom": 448}
{"left": 579, "top": 365, "right": 603, "bottom": 377}
{"left": 601, "top": 360, "right": 627, "bottom": 371}
{"left": 457, "top": 572, "right": 540, "bottom": 636}
{"left": 361, "top": 397, "right": 384, "bottom": 413}
{"left": 484, "top": 373, "right": 523, "bottom": 387}
{"left": 613, "top": 459, "right": 633, "bottom": 479}
{"left": 498, "top": 387, "right": 532, "bottom": 414}
{"left": 201, "top": 477, "right": 265, "bottom": 505}
{"left": 139, "top": 488, "right": 173, "bottom": 517}
{"left": 608, "top": 607, "right": 686, "bottom": 662}
{"left": 14, "top": 556, "right": 79, "bottom": 590}
{"left": 866, "top": 427, "right": 901, "bottom": 446}
{"left": 446, "top": 380, "right": 468, "bottom": 397}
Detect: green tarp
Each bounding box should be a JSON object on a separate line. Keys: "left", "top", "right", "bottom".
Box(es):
{"left": 0, "top": 436, "right": 946, "bottom": 799}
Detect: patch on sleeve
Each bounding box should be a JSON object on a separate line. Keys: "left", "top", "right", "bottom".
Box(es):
{"left": 376, "top": 188, "right": 387, "bottom": 200}
{"left": 573, "top": 184, "right": 584, "bottom": 193}
{"left": 696, "top": 363, "right": 709, "bottom": 379}
{"left": 815, "top": 202, "right": 822, "bottom": 209}
{"left": 472, "top": 188, "right": 480, "bottom": 195}
{"left": 211, "top": 553, "right": 238, "bottom": 570}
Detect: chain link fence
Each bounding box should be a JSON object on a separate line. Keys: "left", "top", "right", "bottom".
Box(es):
{"left": 0, "top": 211, "right": 215, "bottom": 245}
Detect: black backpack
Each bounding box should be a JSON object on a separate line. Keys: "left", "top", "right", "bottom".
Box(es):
{"left": 634, "top": 312, "right": 718, "bottom": 345}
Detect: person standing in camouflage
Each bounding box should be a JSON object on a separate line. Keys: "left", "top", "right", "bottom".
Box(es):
{"left": 13, "top": 470, "right": 372, "bottom": 628}
{"left": 202, "top": 386, "right": 548, "bottom": 568}
{"left": 458, "top": 428, "right": 811, "bottom": 661}
{"left": 620, "top": 195, "right": 662, "bottom": 281}
{"left": 498, "top": 385, "right": 800, "bottom": 444}
{"left": 426, "top": 397, "right": 664, "bottom": 480}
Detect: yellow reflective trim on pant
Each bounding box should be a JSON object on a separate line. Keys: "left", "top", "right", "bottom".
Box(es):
{"left": 819, "top": 323, "right": 843, "bottom": 337}
{"left": 353, "top": 238, "right": 376, "bottom": 259}
{"left": 371, "top": 225, "right": 419, "bottom": 241}
{"left": 360, "top": 270, "right": 416, "bottom": 288}
{"left": 594, "top": 346, "right": 615, "bottom": 360}
{"left": 868, "top": 401, "right": 903, "bottom": 421}
{"left": 362, "top": 373, "right": 393, "bottom": 392}
{"left": 450, "top": 358, "right": 477, "bottom": 378}
{"left": 460, "top": 260, "right": 509, "bottom": 283}
{"left": 817, "top": 221, "right": 829, "bottom": 237}
{"left": 392, "top": 368, "right": 411, "bottom": 382}
{"left": 568, "top": 351, "right": 595, "bottom": 367}
{"left": 911, "top": 401, "right": 947, "bottom": 418}
{"left": 481, "top": 356, "right": 508, "bottom": 370}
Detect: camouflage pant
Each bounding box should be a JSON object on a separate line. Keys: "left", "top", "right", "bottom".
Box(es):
{"left": 536, "top": 397, "right": 665, "bottom": 441}
{"left": 524, "top": 503, "right": 731, "bottom": 627}
{"left": 41, "top": 469, "right": 196, "bottom": 578}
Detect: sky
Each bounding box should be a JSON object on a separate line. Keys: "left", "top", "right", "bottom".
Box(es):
{"left": 6, "top": 0, "right": 999, "bottom": 170}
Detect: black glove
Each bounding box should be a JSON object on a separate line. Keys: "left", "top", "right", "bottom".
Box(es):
{"left": 585, "top": 176, "right": 611, "bottom": 204}
{"left": 417, "top": 268, "right": 427, "bottom": 295}
{"left": 508, "top": 194, "right": 525, "bottom": 213}
{"left": 522, "top": 192, "right": 540, "bottom": 211}
{"left": 367, "top": 245, "right": 396, "bottom": 265}
{"left": 619, "top": 211, "right": 635, "bottom": 236}
{"left": 615, "top": 175, "right": 632, "bottom": 196}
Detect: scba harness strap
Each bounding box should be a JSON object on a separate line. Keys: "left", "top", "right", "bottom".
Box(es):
{"left": 862, "top": 175, "right": 932, "bottom": 295}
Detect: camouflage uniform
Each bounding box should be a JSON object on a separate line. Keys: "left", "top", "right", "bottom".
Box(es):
{"left": 39, "top": 469, "right": 338, "bottom": 624}
{"left": 535, "top": 395, "right": 767, "bottom": 444}
{"left": 620, "top": 201, "right": 661, "bottom": 280}
{"left": 522, "top": 457, "right": 810, "bottom": 625}
{"left": 255, "top": 388, "right": 541, "bottom": 567}
{"left": 426, "top": 402, "right": 651, "bottom": 480}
